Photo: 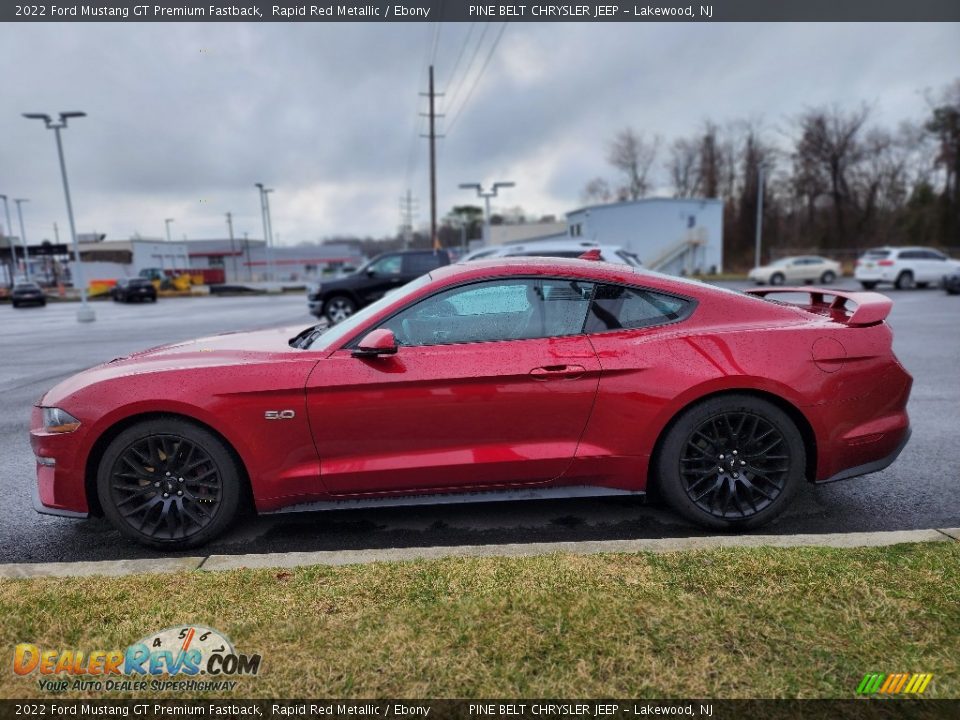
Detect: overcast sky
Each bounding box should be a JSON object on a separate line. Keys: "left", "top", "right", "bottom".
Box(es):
{"left": 0, "top": 21, "right": 957, "bottom": 246}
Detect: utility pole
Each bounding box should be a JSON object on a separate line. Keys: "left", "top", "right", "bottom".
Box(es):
{"left": 263, "top": 188, "right": 276, "bottom": 281}
{"left": 420, "top": 65, "right": 443, "bottom": 250}
{"left": 399, "top": 190, "right": 418, "bottom": 249}
{"left": 164, "top": 218, "right": 174, "bottom": 243}
{"left": 225, "top": 212, "right": 238, "bottom": 283}
{"left": 53, "top": 222, "right": 60, "bottom": 243}
{"left": 14, "top": 199, "right": 30, "bottom": 281}
{"left": 754, "top": 165, "right": 764, "bottom": 269}
{"left": 243, "top": 231, "right": 252, "bottom": 281}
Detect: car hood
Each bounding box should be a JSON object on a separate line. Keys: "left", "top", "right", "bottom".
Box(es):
{"left": 41, "top": 324, "right": 313, "bottom": 406}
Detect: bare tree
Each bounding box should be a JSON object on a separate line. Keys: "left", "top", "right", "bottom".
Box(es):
{"left": 607, "top": 128, "right": 660, "bottom": 200}
{"left": 581, "top": 177, "right": 613, "bottom": 204}
{"left": 666, "top": 138, "right": 700, "bottom": 197}
{"left": 792, "top": 105, "right": 870, "bottom": 243}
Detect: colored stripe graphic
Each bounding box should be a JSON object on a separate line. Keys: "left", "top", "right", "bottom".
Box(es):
{"left": 857, "top": 672, "right": 933, "bottom": 695}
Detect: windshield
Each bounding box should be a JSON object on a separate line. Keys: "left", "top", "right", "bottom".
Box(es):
{"left": 305, "top": 273, "right": 433, "bottom": 351}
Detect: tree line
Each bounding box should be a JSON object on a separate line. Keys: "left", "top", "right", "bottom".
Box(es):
{"left": 582, "top": 80, "right": 960, "bottom": 269}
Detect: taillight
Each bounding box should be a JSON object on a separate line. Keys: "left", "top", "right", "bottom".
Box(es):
{"left": 878, "top": 260, "right": 894, "bottom": 266}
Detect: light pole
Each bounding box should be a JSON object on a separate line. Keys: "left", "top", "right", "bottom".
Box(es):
{"left": 225, "top": 212, "right": 238, "bottom": 283}
{"left": 754, "top": 165, "right": 764, "bottom": 270}
{"left": 255, "top": 183, "right": 275, "bottom": 282}
{"left": 14, "top": 199, "right": 31, "bottom": 281}
{"left": 23, "top": 111, "right": 95, "bottom": 322}
{"left": 164, "top": 218, "right": 174, "bottom": 243}
{"left": 458, "top": 181, "right": 515, "bottom": 246}
{"left": 0, "top": 194, "right": 18, "bottom": 286}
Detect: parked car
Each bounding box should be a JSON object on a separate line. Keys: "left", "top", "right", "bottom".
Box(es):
{"left": 462, "top": 240, "right": 642, "bottom": 267}
{"left": 748, "top": 256, "right": 841, "bottom": 285}
{"left": 11, "top": 282, "right": 46, "bottom": 308}
{"left": 854, "top": 246, "right": 960, "bottom": 290}
{"left": 111, "top": 277, "right": 158, "bottom": 303}
{"left": 308, "top": 249, "right": 451, "bottom": 323}
{"left": 943, "top": 269, "right": 960, "bottom": 295}
{"left": 33, "top": 257, "right": 912, "bottom": 549}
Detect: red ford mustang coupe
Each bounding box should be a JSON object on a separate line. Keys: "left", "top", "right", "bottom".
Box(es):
{"left": 31, "top": 258, "right": 912, "bottom": 549}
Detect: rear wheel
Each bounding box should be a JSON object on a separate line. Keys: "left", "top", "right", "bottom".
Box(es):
{"left": 820, "top": 270, "right": 836, "bottom": 284}
{"left": 860, "top": 281, "right": 878, "bottom": 290}
{"left": 770, "top": 272, "right": 785, "bottom": 286}
{"left": 895, "top": 271, "right": 915, "bottom": 290}
{"left": 97, "top": 418, "right": 242, "bottom": 549}
{"left": 657, "top": 395, "right": 805, "bottom": 530}
{"left": 323, "top": 295, "right": 357, "bottom": 324}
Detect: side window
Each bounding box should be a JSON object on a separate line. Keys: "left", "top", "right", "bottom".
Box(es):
{"left": 925, "top": 250, "right": 946, "bottom": 261}
{"left": 402, "top": 252, "right": 444, "bottom": 275}
{"left": 898, "top": 250, "right": 921, "bottom": 260}
{"left": 586, "top": 284, "right": 691, "bottom": 333}
{"left": 369, "top": 255, "right": 402, "bottom": 275}
{"left": 380, "top": 278, "right": 594, "bottom": 347}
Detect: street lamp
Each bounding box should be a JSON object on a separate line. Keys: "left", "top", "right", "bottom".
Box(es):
{"left": 0, "top": 194, "right": 19, "bottom": 286}
{"left": 164, "top": 218, "right": 174, "bottom": 243}
{"left": 254, "top": 183, "right": 275, "bottom": 282}
{"left": 23, "top": 112, "right": 94, "bottom": 322}
{"left": 458, "top": 181, "right": 515, "bottom": 246}
{"left": 13, "top": 199, "right": 31, "bottom": 281}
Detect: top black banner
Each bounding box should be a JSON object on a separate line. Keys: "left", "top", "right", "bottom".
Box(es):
{"left": 4, "top": 0, "right": 960, "bottom": 23}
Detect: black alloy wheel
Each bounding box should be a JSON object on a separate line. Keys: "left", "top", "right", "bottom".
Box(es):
{"left": 657, "top": 395, "right": 804, "bottom": 529}
{"left": 98, "top": 419, "right": 241, "bottom": 548}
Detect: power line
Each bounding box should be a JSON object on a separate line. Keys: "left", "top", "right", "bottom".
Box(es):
{"left": 444, "top": 22, "right": 476, "bottom": 90}
{"left": 443, "top": 22, "right": 491, "bottom": 119}
{"left": 446, "top": 22, "right": 508, "bottom": 135}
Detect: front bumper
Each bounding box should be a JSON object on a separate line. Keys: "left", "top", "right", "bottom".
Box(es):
{"left": 29, "top": 406, "right": 91, "bottom": 517}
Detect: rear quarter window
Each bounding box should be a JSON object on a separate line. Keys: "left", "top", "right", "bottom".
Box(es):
{"left": 585, "top": 284, "right": 692, "bottom": 333}
{"left": 403, "top": 252, "right": 448, "bottom": 275}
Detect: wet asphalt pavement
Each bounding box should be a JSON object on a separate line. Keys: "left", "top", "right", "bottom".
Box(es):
{"left": 0, "top": 281, "right": 957, "bottom": 564}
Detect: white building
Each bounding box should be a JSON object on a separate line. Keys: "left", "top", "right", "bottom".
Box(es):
{"left": 565, "top": 198, "right": 724, "bottom": 275}
{"left": 71, "top": 238, "right": 191, "bottom": 282}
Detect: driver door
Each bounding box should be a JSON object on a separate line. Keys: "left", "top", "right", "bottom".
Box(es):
{"left": 306, "top": 277, "right": 601, "bottom": 495}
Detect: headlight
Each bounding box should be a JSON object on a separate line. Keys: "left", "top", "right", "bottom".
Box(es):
{"left": 42, "top": 407, "right": 81, "bottom": 434}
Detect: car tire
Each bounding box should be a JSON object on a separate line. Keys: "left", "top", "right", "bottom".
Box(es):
{"left": 895, "top": 271, "right": 915, "bottom": 290}
{"left": 656, "top": 394, "right": 805, "bottom": 530}
{"left": 323, "top": 295, "right": 357, "bottom": 325}
{"left": 860, "top": 281, "right": 878, "bottom": 290}
{"left": 770, "top": 272, "right": 785, "bottom": 286}
{"left": 820, "top": 271, "right": 836, "bottom": 284}
{"left": 97, "top": 418, "right": 243, "bottom": 549}
{"left": 11, "top": 301, "right": 19, "bottom": 309}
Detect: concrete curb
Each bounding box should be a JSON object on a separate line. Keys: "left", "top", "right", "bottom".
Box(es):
{"left": 1, "top": 527, "right": 957, "bottom": 579}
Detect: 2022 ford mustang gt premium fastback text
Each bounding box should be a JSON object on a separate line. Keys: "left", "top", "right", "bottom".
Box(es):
{"left": 30, "top": 258, "right": 913, "bottom": 549}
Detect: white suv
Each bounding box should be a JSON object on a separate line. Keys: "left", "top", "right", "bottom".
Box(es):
{"left": 461, "top": 241, "right": 642, "bottom": 267}
{"left": 854, "top": 246, "right": 960, "bottom": 290}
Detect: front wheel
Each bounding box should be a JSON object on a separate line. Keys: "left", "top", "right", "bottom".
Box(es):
{"left": 656, "top": 395, "right": 805, "bottom": 530}
{"left": 323, "top": 295, "right": 357, "bottom": 324}
{"left": 770, "top": 272, "right": 785, "bottom": 286}
{"left": 820, "top": 270, "right": 836, "bottom": 284}
{"left": 97, "top": 418, "right": 243, "bottom": 549}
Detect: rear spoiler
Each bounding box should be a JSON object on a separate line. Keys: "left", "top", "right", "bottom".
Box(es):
{"left": 745, "top": 287, "right": 892, "bottom": 327}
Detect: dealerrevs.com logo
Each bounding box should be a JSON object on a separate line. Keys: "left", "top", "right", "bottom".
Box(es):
{"left": 13, "top": 625, "right": 262, "bottom": 693}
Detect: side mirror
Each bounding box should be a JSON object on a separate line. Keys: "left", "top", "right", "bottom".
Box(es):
{"left": 352, "top": 328, "right": 397, "bottom": 358}
{"left": 366, "top": 267, "right": 377, "bottom": 276}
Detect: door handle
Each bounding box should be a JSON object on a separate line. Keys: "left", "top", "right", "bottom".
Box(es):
{"left": 530, "top": 364, "right": 586, "bottom": 380}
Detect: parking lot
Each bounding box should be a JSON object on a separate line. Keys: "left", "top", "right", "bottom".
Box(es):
{"left": 0, "top": 281, "right": 957, "bottom": 564}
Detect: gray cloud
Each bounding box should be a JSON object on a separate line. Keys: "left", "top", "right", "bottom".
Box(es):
{"left": 1, "top": 21, "right": 957, "bottom": 245}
